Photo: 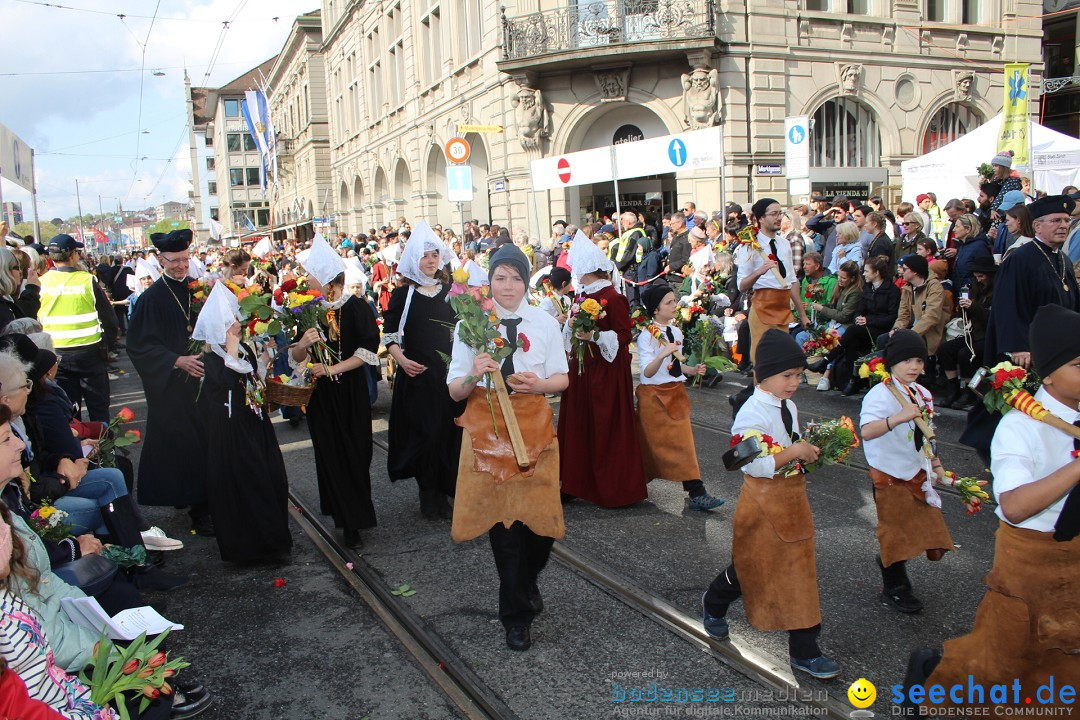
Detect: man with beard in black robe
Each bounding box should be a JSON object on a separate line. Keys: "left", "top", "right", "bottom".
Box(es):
{"left": 126, "top": 229, "right": 213, "bottom": 535}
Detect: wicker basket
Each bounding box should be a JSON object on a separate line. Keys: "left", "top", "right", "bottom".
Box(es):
{"left": 265, "top": 375, "right": 315, "bottom": 411}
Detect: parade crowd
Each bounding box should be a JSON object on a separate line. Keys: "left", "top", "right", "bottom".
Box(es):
{"left": 0, "top": 145, "right": 1075, "bottom": 716}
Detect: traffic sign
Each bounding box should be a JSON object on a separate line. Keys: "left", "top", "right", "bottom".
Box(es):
{"left": 445, "top": 138, "right": 471, "bottom": 164}
{"left": 784, "top": 116, "right": 810, "bottom": 180}
{"left": 668, "top": 139, "right": 687, "bottom": 167}
{"left": 457, "top": 124, "right": 503, "bottom": 134}
{"left": 447, "top": 166, "right": 473, "bottom": 202}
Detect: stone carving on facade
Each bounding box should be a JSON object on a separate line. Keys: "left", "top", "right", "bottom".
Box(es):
{"left": 681, "top": 67, "right": 721, "bottom": 129}
{"left": 594, "top": 67, "right": 629, "bottom": 103}
{"left": 953, "top": 70, "right": 975, "bottom": 101}
{"left": 838, "top": 63, "right": 862, "bottom": 95}
{"left": 511, "top": 86, "right": 548, "bottom": 150}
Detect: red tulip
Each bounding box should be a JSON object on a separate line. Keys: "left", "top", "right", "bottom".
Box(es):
{"left": 122, "top": 659, "right": 140, "bottom": 675}
{"left": 117, "top": 407, "right": 135, "bottom": 423}
{"left": 138, "top": 667, "right": 154, "bottom": 678}
{"left": 142, "top": 686, "right": 161, "bottom": 699}
{"left": 148, "top": 651, "right": 166, "bottom": 668}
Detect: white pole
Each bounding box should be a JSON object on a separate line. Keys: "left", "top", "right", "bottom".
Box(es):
{"left": 718, "top": 125, "right": 726, "bottom": 223}
{"left": 30, "top": 148, "right": 42, "bottom": 243}
{"left": 610, "top": 145, "right": 622, "bottom": 232}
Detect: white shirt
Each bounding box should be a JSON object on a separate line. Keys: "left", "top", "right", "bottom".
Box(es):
{"left": 731, "top": 387, "right": 801, "bottom": 478}
{"left": 637, "top": 323, "right": 686, "bottom": 385}
{"left": 538, "top": 294, "right": 568, "bottom": 319}
{"left": 689, "top": 245, "right": 715, "bottom": 283}
{"left": 734, "top": 230, "right": 795, "bottom": 291}
{"left": 448, "top": 299, "right": 568, "bottom": 387}
{"left": 860, "top": 380, "right": 936, "bottom": 481}
{"left": 562, "top": 279, "right": 619, "bottom": 362}
{"left": 991, "top": 386, "right": 1076, "bottom": 532}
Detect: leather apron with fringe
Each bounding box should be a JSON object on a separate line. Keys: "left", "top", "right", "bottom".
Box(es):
{"left": 635, "top": 382, "right": 699, "bottom": 482}
{"left": 450, "top": 389, "right": 564, "bottom": 543}
{"left": 927, "top": 521, "right": 1080, "bottom": 707}
{"left": 732, "top": 473, "right": 822, "bottom": 631}
{"left": 871, "top": 468, "right": 954, "bottom": 566}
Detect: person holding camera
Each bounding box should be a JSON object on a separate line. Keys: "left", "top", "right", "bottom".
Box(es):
{"left": 937, "top": 256, "right": 996, "bottom": 409}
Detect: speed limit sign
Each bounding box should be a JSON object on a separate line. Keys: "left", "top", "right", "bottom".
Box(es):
{"left": 445, "top": 137, "right": 471, "bottom": 164}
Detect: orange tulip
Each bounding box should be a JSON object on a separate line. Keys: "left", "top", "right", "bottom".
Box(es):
{"left": 138, "top": 667, "right": 154, "bottom": 678}
{"left": 122, "top": 659, "right": 140, "bottom": 675}
{"left": 148, "top": 651, "right": 167, "bottom": 668}
{"left": 142, "top": 686, "right": 161, "bottom": 699}
{"left": 161, "top": 682, "right": 173, "bottom": 696}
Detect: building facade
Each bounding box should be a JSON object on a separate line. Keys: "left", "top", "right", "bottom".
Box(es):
{"left": 267, "top": 11, "right": 332, "bottom": 242}
{"left": 190, "top": 58, "right": 278, "bottom": 243}
{"left": 1042, "top": 0, "right": 1080, "bottom": 137}
{"left": 308, "top": 0, "right": 1042, "bottom": 239}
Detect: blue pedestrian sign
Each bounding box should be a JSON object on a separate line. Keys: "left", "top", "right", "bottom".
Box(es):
{"left": 668, "top": 139, "right": 687, "bottom": 167}
{"left": 788, "top": 125, "right": 806, "bottom": 145}
{"left": 784, "top": 116, "right": 811, "bottom": 180}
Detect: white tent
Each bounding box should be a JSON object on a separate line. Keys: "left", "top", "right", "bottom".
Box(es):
{"left": 900, "top": 114, "right": 1080, "bottom": 204}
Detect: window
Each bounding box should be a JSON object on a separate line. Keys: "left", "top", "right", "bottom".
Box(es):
{"left": 389, "top": 43, "right": 404, "bottom": 107}
{"left": 224, "top": 99, "right": 240, "bottom": 117}
{"left": 227, "top": 134, "right": 242, "bottom": 152}
{"left": 209, "top": 208, "right": 219, "bottom": 221}
{"left": 367, "top": 28, "right": 383, "bottom": 118}
{"left": 810, "top": 97, "right": 881, "bottom": 168}
{"left": 961, "top": 0, "right": 979, "bottom": 23}
{"left": 257, "top": 209, "right": 270, "bottom": 226}
{"left": 805, "top": 0, "right": 827, "bottom": 8}
{"left": 206, "top": 157, "right": 215, "bottom": 171}
{"left": 246, "top": 168, "right": 261, "bottom": 186}
{"left": 847, "top": 0, "right": 870, "bottom": 12}
{"left": 229, "top": 168, "right": 244, "bottom": 186}
{"left": 243, "top": 134, "right": 257, "bottom": 152}
{"left": 421, "top": 7, "right": 442, "bottom": 86}
{"left": 462, "top": 0, "right": 483, "bottom": 57}
{"left": 207, "top": 181, "right": 217, "bottom": 195}
{"left": 923, "top": 104, "right": 982, "bottom": 153}
{"left": 926, "top": 0, "right": 945, "bottom": 21}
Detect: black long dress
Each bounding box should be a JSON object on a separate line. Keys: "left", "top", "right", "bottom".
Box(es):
{"left": 306, "top": 295, "right": 381, "bottom": 533}
{"left": 383, "top": 284, "right": 462, "bottom": 496}
{"left": 202, "top": 344, "right": 292, "bottom": 562}
{"left": 126, "top": 275, "right": 208, "bottom": 506}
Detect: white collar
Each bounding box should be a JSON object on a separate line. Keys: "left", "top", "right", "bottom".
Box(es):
{"left": 1036, "top": 386, "right": 1080, "bottom": 423}
{"left": 581, "top": 279, "right": 611, "bottom": 294}
{"left": 752, "top": 386, "right": 784, "bottom": 408}
{"left": 494, "top": 299, "right": 524, "bottom": 320}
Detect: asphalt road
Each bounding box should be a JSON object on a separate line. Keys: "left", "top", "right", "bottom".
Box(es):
{"left": 111, "top": 350, "right": 1000, "bottom": 720}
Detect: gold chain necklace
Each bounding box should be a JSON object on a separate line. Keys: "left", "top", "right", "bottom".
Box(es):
{"left": 1031, "top": 240, "right": 1070, "bottom": 293}
{"left": 161, "top": 276, "right": 193, "bottom": 333}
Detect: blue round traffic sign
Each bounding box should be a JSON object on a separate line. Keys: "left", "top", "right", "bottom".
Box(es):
{"left": 788, "top": 126, "right": 806, "bottom": 145}
{"left": 668, "top": 139, "right": 687, "bottom": 167}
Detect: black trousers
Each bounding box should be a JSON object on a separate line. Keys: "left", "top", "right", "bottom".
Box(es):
{"left": 704, "top": 562, "right": 823, "bottom": 660}
{"left": 488, "top": 521, "right": 553, "bottom": 629}
{"left": 937, "top": 335, "right": 981, "bottom": 376}
{"left": 828, "top": 324, "right": 877, "bottom": 388}
{"left": 55, "top": 344, "right": 111, "bottom": 422}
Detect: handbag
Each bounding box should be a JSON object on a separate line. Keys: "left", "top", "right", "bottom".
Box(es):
{"left": 944, "top": 316, "right": 970, "bottom": 341}
{"left": 53, "top": 554, "right": 119, "bottom": 597}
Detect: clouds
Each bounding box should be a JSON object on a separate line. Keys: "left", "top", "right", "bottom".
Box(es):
{"left": 0, "top": 0, "right": 314, "bottom": 218}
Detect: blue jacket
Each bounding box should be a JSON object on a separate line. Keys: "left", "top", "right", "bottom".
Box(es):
{"left": 952, "top": 234, "right": 992, "bottom": 292}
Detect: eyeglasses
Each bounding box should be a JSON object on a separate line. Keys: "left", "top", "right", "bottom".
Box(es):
{"left": 904, "top": 221, "right": 921, "bottom": 226}
{"left": 763, "top": 211, "right": 783, "bottom": 218}
{"left": 160, "top": 255, "right": 189, "bottom": 265}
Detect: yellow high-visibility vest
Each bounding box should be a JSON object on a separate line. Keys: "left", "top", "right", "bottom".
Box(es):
{"left": 39, "top": 271, "right": 102, "bottom": 348}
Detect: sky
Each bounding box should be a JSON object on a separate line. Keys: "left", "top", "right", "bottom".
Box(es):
{"left": 0, "top": 0, "right": 319, "bottom": 224}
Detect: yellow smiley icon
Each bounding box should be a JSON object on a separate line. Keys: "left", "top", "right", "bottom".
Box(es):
{"left": 847, "top": 678, "right": 876, "bottom": 708}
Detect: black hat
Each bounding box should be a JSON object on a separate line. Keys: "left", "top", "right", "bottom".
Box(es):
{"left": 884, "top": 329, "right": 927, "bottom": 368}
{"left": 151, "top": 228, "right": 192, "bottom": 253}
{"left": 1030, "top": 304, "right": 1080, "bottom": 379}
{"left": 47, "top": 234, "right": 83, "bottom": 252}
{"left": 969, "top": 255, "right": 998, "bottom": 275}
{"left": 751, "top": 198, "right": 780, "bottom": 220}
{"left": 0, "top": 334, "right": 57, "bottom": 384}
{"left": 488, "top": 243, "right": 530, "bottom": 285}
{"left": 754, "top": 328, "right": 807, "bottom": 383}
{"left": 1028, "top": 194, "right": 1076, "bottom": 221}
{"left": 899, "top": 253, "right": 929, "bottom": 279}
{"left": 642, "top": 284, "right": 675, "bottom": 316}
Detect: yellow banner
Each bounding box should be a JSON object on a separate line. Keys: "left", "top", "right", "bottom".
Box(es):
{"left": 998, "top": 63, "right": 1030, "bottom": 167}
{"left": 457, "top": 124, "right": 504, "bottom": 133}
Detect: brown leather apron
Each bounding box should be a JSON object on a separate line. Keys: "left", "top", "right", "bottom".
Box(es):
{"left": 635, "top": 383, "right": 699, "bottom": 482}
{"left": 732, "top": 473, "right": 822, "bottom": 631}
{"left": 450, "top": 389, "right": 564, "bottom": 543}
{"left": 927, "top": 521, "right": 1080, "bottom": 707}
{"left": 870, "top": 468, "right": 954, "bottom": 566}
{"left": 748, "top": 287, "right": 793, "bottom": 366}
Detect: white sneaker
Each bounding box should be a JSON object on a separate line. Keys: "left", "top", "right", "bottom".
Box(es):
{"left": 141, "top": 526, "right": 184, "bottom": 551}
{"left": 816, "top": 377, "right": 831, "bottom": 392}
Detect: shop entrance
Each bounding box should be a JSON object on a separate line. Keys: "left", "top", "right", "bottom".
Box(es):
{"left": 577, "top": 175, "right": 676, "bottom": 227}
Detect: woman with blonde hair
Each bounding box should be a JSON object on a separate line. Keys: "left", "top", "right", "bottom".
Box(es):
{"left": 828, "top": 221, "right": 863, "bottom": 274}
{"left": 0, "top": 248, "right": 39, "bottom": 334}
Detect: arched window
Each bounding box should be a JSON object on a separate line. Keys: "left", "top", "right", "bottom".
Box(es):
{"left": 922, "top": 104, "right": 982, "bottom": 153}
{"left": 810, "top": 98, "right": 881, "bottom": 168}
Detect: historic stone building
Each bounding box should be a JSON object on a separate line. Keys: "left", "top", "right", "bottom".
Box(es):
{"left": 314, "top": 0, "right": 1042, "bottom": 239}
{"left": 267, "top": 11, "right": 331, "bottom": 242}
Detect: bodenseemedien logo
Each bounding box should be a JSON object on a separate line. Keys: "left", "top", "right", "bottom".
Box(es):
{"left": 848, "top": 677, "right": 875, "bottom": 717}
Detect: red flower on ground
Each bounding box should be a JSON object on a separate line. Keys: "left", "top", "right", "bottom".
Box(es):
{"left": 274, "top": 578, "right": 286, "bottom": 588}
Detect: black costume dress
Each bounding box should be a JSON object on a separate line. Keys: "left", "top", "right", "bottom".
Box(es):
{"left": 126, "top": 275, "right": 208, "bottom": 506}
{"left": 306, "top": 295, "right": 381, "bottom": 533}
{"left": 383, "top": 284, "right": 462, "bottom": 497}
{"left": 202, "top": 344, "right": 292, "bottom": 562}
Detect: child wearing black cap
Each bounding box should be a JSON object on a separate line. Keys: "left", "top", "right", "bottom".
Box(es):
{"left": 701, "top": 329, "right": 839, "bottom": 679}
{"left": 635, "top": 285, "right": 724, "bottom": 511}
{"left": 860, "top": 329, "right": 954, "bottom": 614}
{"left": 904, "top": 304, "right": 1080, "bottom": 708}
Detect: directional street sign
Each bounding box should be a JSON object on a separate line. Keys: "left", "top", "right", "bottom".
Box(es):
{"left": 447, "top": 166, "right": 473, "bottom": 202}
{"left": 457, "top": 124, "right": 503, "bottom": 134}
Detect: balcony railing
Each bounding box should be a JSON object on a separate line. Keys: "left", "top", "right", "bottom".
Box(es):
{"left": 501, "top": 0, "right": 715, "bottom": 61}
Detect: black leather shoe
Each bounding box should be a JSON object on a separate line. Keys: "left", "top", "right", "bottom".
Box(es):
{"left": 190, "top": 515, "right": 215, "bottom": 537}
{"left": 881, "top": 585, "right": 924, "bottom": 614}
{"left": 528, "top": 585, "right": 543, "bottom": 615}
{"left": 343, "top": 529, "right": 363, "bottom": 549}
{"left": 806, "top": 356, "right": 828, "bottom": 374}
{"left": 133, "top": 566, "right": 188, "bottom": 592}
{"left": 505, "top": 625, "right": 531, "bottom": 651}
{"left": 841, "top": 380, "right": 861, "bottom": 396}
{"left": 435, "top": 494, "right": 453, "bottom": 520}
{"left": 170, "top": 688, "right": 213, "bottom": 719}
{"left": 175, "top": 677, "right": 205, "bottom": 699}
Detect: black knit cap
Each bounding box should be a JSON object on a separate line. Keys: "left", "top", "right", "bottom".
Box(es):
{"left": 885, "top": 329, "right": 928, "bottom": 368}
{"left": 488, "top": 243, "right": 530, "bottom": 284}
{"left": 754, "top": 328, "right": 807, "bottom": 383}
{"left": 1030, "top": 304, "right": 1080, "bottom": 378}
{"left": 641, "top": 284, "right": 674, "bottom": 316}
{"left": 751, "top": 198, "right": 780, "bottom": 220}
{"left": 899, "top": 253, "right": 929, "bottom": 279}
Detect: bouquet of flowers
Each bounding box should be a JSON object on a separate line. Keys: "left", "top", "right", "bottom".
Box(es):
{"left": 29, "top": 502, "right": 72, "bottom": 543}
{"left": 186, "top": 279, "right": 212, "bottom": 355}
{"left": 222, "top": 280, "right": 282, "bottom": 340}
{"left": 81, "top": 631, "right": 189, "bottom": 720}
{"left": 274, "top": 277, "right": 338, "bottom": 369}
{"left": 687, "top": 315, "right": 736, "bottom": 386}
{"left": 95, "top": 407, "right": 141, "bottom": 468}
{"left": 943, "top": 471, "right": 991, "bottom": 514}
{"left": 568, "top": 295, "right": 608, "bottom": 374}
{"left": 730, "top": 430, "right": 802, "bottom": 477}
{"left": 802, "top": 326, "right": 841, "bottom": 356}
{"left": 856, "top": 355, "right": 890, "bottom": 386}
{"left": 976, "top": 161, "right": 997, "bottom": 183}
{"left": 801, "top": 416, "right": 859, "bottom": 473}
{"left": 977, "top": 360, "right": 1036, "bottom": 415}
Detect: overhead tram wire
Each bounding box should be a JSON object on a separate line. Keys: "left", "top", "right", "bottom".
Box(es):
{"left": 0, "top": 60, "right": 273, "bottom": 77}
{"left": 10, "top": 0, "right": 276, "bottom": 23}
{"left": 200, "top": 0, "right": 252, "bottom": 86}
{"left": 126, "top": 0, "right": 163, "bottom": 197}
{"left": 141, "top": 125, "right": 189, "bottom": 203}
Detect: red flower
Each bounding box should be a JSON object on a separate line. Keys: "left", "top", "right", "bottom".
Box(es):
{"left": 117, "top": 407, "right": 135, "bottom": 423}
{"left": 273, "top": 578, "right": 286, "bottom": 588}
{"left": 768, "top": 254, "right": 778, "bottom": 262}
{"left": 148, "top": 652, "right": 166, "bottom": 668}
{"left": 730, "top": 434, "right": 743, "bottom": 447}
{"left": 130, "top": 429, "right": 141, "bottom": 441}
{"left": 991, "top": 369, "right": 1009, "bottom": 389}
{"left": 600, "top": 298, "right": 609, "bottom": 306}
{"left": 280, "top": 279, "right": 298, "bottom": 293}
{"left": 273, "top": 288, "right": 285, "bottom": 305}
{"left": 187, "top": 281, "right": 200, "bottom": 291}
{"left": 121, "top": 659, "right": 140, "bottom": 675}
{"left": 519, "top": 333, "right": 531, "bottom": 352}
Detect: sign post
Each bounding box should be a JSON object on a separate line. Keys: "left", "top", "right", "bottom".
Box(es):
{"left": 784, "top": 116, "right": 810, "bottom": 200}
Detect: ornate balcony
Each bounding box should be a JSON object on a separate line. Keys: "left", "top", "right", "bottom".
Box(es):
{"left": 499, "top": 0, "right": 717, "bottom": 73}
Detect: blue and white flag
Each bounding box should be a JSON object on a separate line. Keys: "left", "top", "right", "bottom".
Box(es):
{"left": 241, "top": 89, "right": 277, "bottom": 194}
{"left": 243, "top": 214, "right": 257, "bottom": 232}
